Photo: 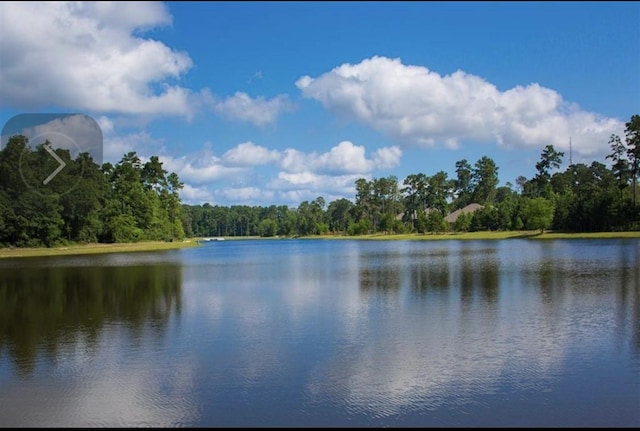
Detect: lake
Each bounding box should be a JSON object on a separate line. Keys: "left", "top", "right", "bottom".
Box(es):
{"left": 0, "top": 238, "right": 638, "bottom": 427}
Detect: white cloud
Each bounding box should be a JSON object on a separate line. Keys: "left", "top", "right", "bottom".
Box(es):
{"left": 280, "top": 141, "right": 402, "bottom": 175}
{"left": 211, "top": 92, "right": 294, "bottom": 127}
{"left": 102, "top": 130, "right": 165, "bottom": 163}
{"left": 180, "top": 183, "right": 216, "bottom": 204}
{"left": 221, "top": 142, "right": 280, "bottom": 166}
{"left": 96, "top": 116, "right": 115, "bottom": 136}
{"left": 371, "top": 146, "right": 403, "bottom": 170}
{"left": 161, "top": 150, "right": 246, "bottom": 185}
{"left": 271, "top": 171, "right": 363, "bottom": 195}
{"left": 296, "top": 56, "right": 625, "bottom": 157}
{"left": 90, "top": 118, "right": 397, "bottom": 206}
{"left": 218, "top": 187, "right": 275, "bottom": 202}
{"left": 168, "top": 140, "right": 400, "bottom": 205}
{"left": 3, "top": 114, "right": 103, "bottom": 162}
{"left": 0, "top": 1, "right": 195, "bottom": 117}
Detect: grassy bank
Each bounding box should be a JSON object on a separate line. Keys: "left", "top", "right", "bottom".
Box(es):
{"left": 302, "top": 230, "right": 640, "bottom": 241}
{"left": 3, "top": 231, "right": 638, "bottom": 258}
{"left": 0, "top": 240, "right": 199, "bottom": 259}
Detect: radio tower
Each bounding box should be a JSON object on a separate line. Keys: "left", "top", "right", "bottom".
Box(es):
{"left": 569, "top": 136, "right": 573, "bottom": 165}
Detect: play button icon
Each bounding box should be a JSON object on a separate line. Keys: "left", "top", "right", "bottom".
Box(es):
{"left": 1, "top": 114, "right": 103, "bottom": 197}
{"left": 42, "top": 142, "right": 67, "bottom": 185}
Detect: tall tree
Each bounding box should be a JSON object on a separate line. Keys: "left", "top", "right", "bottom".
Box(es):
{"left": 605, "top": 134, "right": 630, "bottom": 202}
{"left": 165, "top": 172, "right": 185, "bottom": 240}
{"left": 521, "top": 197, "right": 555, "bottom": 233}
{"left": 326, "top": 198, "right": 355, "bottom": 233}
{"left": 402, "top": 173, "right": 429, "bottom": 229}
{"left": 427, "top": 171, "right": 453, "bottom": 216}
{"left": 369, "top": 176, "right": 401, "bottom": 231}
{"left": 625, "top": 114, "right": 640, "bottom": 208}
{"left": 142, "top": 155, "right": 168, "bottom": 193}
{"left": 354, "top": 177, "right": 373, "bottom": 230}
{"left": 534, "top": 144, "right": 564, "bottom": 198}
{"left": 471, "top": 156, "right": 499, "bottom": 204}
{"left": 454, "top": 159, "right": 473, "bottom": 208}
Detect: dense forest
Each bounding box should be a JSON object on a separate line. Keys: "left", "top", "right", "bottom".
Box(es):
{"left": 0, "top": 135, "right": 184, "bottom": 247}
{"left": 181, "top": 114, "right": 640, "bottom": 238}
{"left": 1, "top": 114, "right": 638, "bottom": 247}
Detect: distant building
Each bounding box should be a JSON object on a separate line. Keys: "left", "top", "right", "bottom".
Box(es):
{"left": 444, "top": 203, "right": 483, "bottom": 224}
{"left": 395, "top": 203, "right": 483, "bottom": 225}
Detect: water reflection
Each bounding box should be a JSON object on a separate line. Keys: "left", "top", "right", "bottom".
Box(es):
{"left": 0, "top": 239, "right": 638, "bottom": 427}
{"left": 408, "top": 249, "right": 450, "bottom": 297}
{"left": 306, "top": 241, "right": 640, "bottom": 426}
{"left": 359, "top": 264, "right": 402, "bottom": 295}
{"left": 0, "top": 264, "right": 182, "bottom": 375}
{"left": 615, "top": 240, "right": 640, "bottom": 357}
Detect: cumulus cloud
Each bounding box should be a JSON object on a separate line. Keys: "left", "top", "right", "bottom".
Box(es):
{"left": 296, "top": 56, "right": 624, "bottom": 156}
{"left": 161, "top": 148, "right": 246, "bottom": 185}
{"left": 183, "top": 139, "right": 401, "bottom": 177}
{"left": 180, "top": 183, "right": 216, "bottom": 204}
{"left": 211, "top": 92, "right": 295, "bottom": 127}
{"left": 218, "top": 187, "right": 275, "bottom": 202}
{"left": 270, "top": 171, "right": 365, "bottom": 197}
{"left": 167, "top": 140, "right": 399, "bottom": 204}
{"left": 280, "top": 141, "right": 402, "bottom": 175}
{"left": 102, "top": 129, "right": 165, "bottom": 163}
{"left": 93, "top": 118, "right": 399, "bottom": 205}
{"left": 2, "top": 114, "right": 103, "bottom": 162}
{"left": 0, "top": 1, "right": 195, "bottom": 116}
{"left": 159, "top": 139, "right": 400, "bottom": 206}
{"left": 222, "top": 142, "right": 280, "bottom": 166}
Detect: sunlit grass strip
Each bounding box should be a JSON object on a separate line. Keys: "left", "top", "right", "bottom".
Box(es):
{"left": 0, "top": 240, "right": 199, "bottom": 258}
{"left": 530, "top": 231, "right": 640, "bottom": 240}
{"left": 303, "top": 230, "right": 640, "bottom": 241}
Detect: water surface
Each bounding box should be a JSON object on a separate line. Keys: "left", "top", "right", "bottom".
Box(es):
{"left": 0, "top": 239, "right": 638, "bottom": 427}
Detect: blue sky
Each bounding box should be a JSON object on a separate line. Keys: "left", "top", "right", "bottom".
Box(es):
{"left": 1, "top": 1, "right": 638, "bottom": 206}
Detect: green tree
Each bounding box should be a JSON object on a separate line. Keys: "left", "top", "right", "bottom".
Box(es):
{"left": 425, "top": 210, "right": 447, "bottom": 234}
{"left": 471, "top": 156, "right": 499, "bottom": 204}
{"left": 428, "top": 171, "right": 453, "bottom": 216}
{"left": 521, "top": 197, "right": 555, "bottom": 233}
{"left": 469, "top": 205, "right": 500, "bottom": 231}
{"left": 453, "top": 159, "right": 473, "bottom": 208}
{"left": 164, "top": 172, "right": 185, "bottom": 240}
{"left": 625, "top": 114, "right": 640, "bottom": 209}
{"left": 372, "top": 176, "right": 402, "bottom": 231}
{"left": 452, "top": 210, "right": 472, "bottom": 232}
{"left": 60, "top": 152, "right": 107, "bottom": 242}
{"left": 402, "top": 173, "right": 429, "bottom": 230}
{"left": 258, "top": 218, "right": 278, "bottom": 237}
{"left": 534, "top": 145, "right": 564, "bottom": 198}
{"left": 326, "top": 198, "right": 355, "bottom": 233}
{"left": 354, "top": 178, "right": 373, "bottom": 231}
{"left": 605, "top": 134, "right": 630, "bottom": 202}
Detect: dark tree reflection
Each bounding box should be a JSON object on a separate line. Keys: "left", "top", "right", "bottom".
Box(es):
{"left": 0, "top": 264, "right": 182, "bottom": 375}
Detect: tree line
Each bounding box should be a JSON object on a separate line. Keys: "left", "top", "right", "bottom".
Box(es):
{"left": 1, "top": 114, "right": 638, "bottom": 246}
{"left": 182, "top": 114, "right": 640, "bottom": 237}
{"left": 0, "top": 135, "right": 184, "bottom": 247}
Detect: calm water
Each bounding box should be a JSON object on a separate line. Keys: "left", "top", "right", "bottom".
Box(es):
{"left": 0, "top": 239, "right": 638, "bottom": 427}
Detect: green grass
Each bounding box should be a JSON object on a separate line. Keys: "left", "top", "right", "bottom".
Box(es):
{"left": 302, "top": 230, "right": 640, "bottom": 241}
{"left": 0, "top": 240, "right": 199, "bottom": 259}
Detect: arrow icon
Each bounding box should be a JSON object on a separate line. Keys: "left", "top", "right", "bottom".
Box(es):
{"left": 43, "top": 143, "right": 66, "bottom": 185}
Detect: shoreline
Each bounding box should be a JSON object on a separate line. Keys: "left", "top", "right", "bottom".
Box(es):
{"left": 0, "top": 240, "right": 199, "bottom": 259}
{"left": 301, "top": 231, "right": 640, "bottom": 241}
{"left": 218, "top": 230, "right": 640, "bottom": 241}
{"left": 2, "top": 231, "right": 639, "bottom": 258}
